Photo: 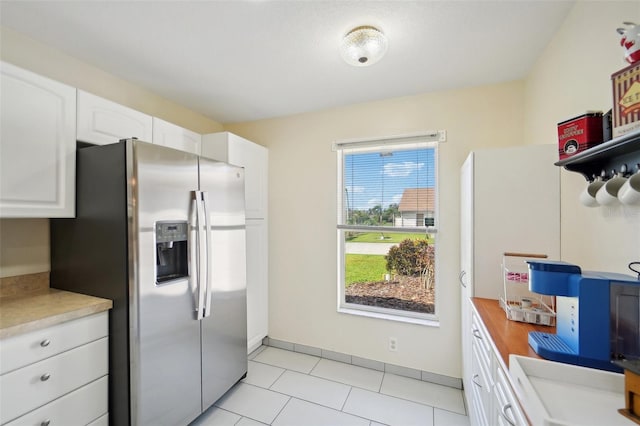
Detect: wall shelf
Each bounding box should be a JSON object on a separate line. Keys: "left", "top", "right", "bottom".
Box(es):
{"left": 555, "top": 128, "right": 640, "bottom": 181}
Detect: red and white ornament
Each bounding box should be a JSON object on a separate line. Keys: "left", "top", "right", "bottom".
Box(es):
{"left": 617, "top": 22, "right": 640, "bottom": 64}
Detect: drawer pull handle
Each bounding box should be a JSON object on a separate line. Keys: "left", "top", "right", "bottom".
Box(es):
{"left": 41, "top": 420, "right": 51, "bottom": 426}
{"left": 459, "top": 270, "right": 467, "bottom": 288}
{"left": 40, "top": 373, "right": 51, "bottom": 382}
{"left": 40, "top": 339, "right": 51, "bottom": 347}
{"left": 501, "top": 403, "right": 516, "bottom": 426}
{"left": 472, "top": 374, "right": 482, "bottom": 388}
{"left": 472, "top": 329, "right": 483, "bottom": 340}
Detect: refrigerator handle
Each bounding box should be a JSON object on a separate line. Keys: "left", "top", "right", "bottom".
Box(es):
{"left": 195, "top": 190, "right": 207, "bottom": 320}
{"left": 202, "top": 191, "right": 213, "bottom": 318}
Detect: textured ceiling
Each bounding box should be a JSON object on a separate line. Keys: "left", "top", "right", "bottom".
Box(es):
{"left": 0, "top": 1, "right": 575, "bottom": 123}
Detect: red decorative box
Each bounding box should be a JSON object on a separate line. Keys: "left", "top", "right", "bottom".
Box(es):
{"left": 612, "top": 62, "right": 640, "bottom": 138}
{"left": 557, "top": 112, "right": 604, "bottom": 160}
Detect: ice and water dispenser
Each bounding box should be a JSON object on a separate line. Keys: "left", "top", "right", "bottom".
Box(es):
{"left": 155, "top": 221, "right": 189, "bottom": 283}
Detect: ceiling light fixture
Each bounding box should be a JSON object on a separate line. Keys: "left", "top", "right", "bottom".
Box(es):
{"left": 340, "top": 26, "right": 388, "bottom": 67}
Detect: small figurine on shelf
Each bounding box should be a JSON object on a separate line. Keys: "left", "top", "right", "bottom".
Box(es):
{"left": 617, "top": 22, "right": 640, "bottom": 64}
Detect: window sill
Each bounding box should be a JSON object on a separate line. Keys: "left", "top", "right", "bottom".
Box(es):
{"left": 338, "top": 305, "right": 440, "bottom": 327}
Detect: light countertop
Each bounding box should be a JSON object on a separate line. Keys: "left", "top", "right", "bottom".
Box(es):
{"left": 0, "top": 288, "right": 112, "bottom": 339}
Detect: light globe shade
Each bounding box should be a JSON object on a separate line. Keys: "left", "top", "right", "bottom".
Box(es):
{"left": 340, "top": 26, "right": 388, "bottom": 67}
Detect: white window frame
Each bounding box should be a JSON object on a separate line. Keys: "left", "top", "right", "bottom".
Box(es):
{"left": 335, "top": 131, "right": 444, "bottom": 326}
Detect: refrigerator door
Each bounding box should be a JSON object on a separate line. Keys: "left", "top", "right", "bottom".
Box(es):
{"left": 132, "top": 141, "right": 203, "bottom": 425}
{"left": 199, "top": 157, "right": 248, "bottom": 409}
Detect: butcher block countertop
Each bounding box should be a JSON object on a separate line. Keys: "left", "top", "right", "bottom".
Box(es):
{"left": 0, "top": 273, "right": 112, "bottom": 339}
{"left": 471, "top": 297, "right": 554, "bottom": 367}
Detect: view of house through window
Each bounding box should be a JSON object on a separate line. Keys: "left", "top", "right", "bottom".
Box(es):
{"left": 337, "top": 138, "right": 438, "bottom": 319}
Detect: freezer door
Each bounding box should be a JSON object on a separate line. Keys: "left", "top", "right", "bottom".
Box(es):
{"left": 131, "top": 141, "right": 202, "bottom": 426}
{"left": 198, "top": 157, "right": 248, "bottom": 409}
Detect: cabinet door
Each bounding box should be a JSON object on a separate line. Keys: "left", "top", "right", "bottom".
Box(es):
{"left": 202, "top": 132, "right": 268, "bottom": 219}
{"left": 0, "top": 62, "right": 76, "bottom": 218}
{"left": 229, "top": 136, "right": 267, "bottom": 219}
{"left": 77, "top": 90, "right": 152, "bottom": 145}
{"left": 152, "top": 117, "right": 201, "bottom": 155}
{"left": 472, "top": 145, "right": 560, "bottom": 299}
{"left": 460, "top": 153, "right": 474, "bottom": 411}
{"left": 470, "top": 342, "right": 491, "bottom": 426}
{"left": 246, "top": 219, "right": 268, "bottom": 353}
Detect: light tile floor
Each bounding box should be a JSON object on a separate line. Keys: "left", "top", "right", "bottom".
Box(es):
{"left": 190, "top": 346, "right": 470, "bottom": 426}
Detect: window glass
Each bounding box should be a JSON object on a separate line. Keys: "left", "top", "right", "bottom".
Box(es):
{"left": 337, "top": 142, "right": 438, "bottom": 320}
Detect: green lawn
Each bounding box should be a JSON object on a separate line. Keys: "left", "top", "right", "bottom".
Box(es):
{"left": 346, "top": 232, "right": 431, "bottom": 243}
{"left": 345, "top": 254, "right": 387, "bottom": 287}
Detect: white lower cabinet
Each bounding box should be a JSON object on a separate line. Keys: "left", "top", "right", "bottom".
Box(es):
{"left": 493, "top": 367, "right": 527, "bottom": 426}
{"left": 470, "top": 342, "right": 490, "bottom": 425}
{"left": 0, "top": 312, "right": 109, "bottom": 425}
{"left": 469, "top": 311, "right": 493, "bottom": 426}
{"left": 468, "top": 310, "right": 527, "bottom": 426}
{"left": 87, "top": 414, "right": 108, "bottom": 426}
{"left": 4, "top": 376, "right": 108, "bottom": 426}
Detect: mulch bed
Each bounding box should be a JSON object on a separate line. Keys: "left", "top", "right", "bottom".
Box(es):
{"left": 345, "top": 276, "right": 435, "bottom": 314}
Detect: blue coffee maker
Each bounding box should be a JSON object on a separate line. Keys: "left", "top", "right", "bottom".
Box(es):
{"left": 526, "top": 260, "right": 640, "bottom": 372}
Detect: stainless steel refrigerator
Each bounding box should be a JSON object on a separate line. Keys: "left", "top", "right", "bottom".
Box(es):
{"left": 51, "top": 139, "right": 247, "bottom": 426}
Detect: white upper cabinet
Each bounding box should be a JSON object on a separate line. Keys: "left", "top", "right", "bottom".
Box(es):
{"left": 0, "top": 62, "right": 76, "bottom": 218}
{"left": 152, "top": 117, "right": 201, "bottom": 155}
{"left": 201, "top": 132, "right": 268, "bottom": 219}
{"left": 77, "top": 90, "right": 152, "bottom": 145}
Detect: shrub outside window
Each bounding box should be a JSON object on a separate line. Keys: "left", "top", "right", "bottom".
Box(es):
{"left": 335, "top": 133, "right": 441, "bottom": 323}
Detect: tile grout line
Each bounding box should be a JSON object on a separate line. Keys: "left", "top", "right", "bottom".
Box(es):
{"left": 340, "top": 386, "right": 353, "bottom": 412}
{"left": 269, "top": 395, "right": 292, "bottom": 425}
{"left": 266, "top": 365, "right": 288, "bottom": 390}
{"left": 250, "top": 348, "right": 467, "bottom": 418}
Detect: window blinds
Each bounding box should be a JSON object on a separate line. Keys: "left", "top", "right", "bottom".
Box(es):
{"left": 336, "top": 133, "right": 441, "bottom": 233}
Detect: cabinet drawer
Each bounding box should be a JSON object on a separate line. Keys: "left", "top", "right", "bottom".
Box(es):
{"left": 470, "top": 378, "right": 489, "bottom": 426}
{"left": 0, "top": 312, "right": 108, "bottom": 374}
{"left": 87, "top": 413, "right": 108, "bottom": 426}
{"left": 0, "top": 337, "right": 108, "bottom": 423}
{"left": 493, "top": 366, "right": 527, "bottom": 426}
{"left": 471, "top": 312, "right": 492, "bottom": 363}
{"left": 4, "top": 376, "right": 107, "bottom": 426}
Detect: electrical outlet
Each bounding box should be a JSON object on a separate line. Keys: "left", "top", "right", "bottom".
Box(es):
{"left": 389, "top": 337, "right": 398, "bottom": 352}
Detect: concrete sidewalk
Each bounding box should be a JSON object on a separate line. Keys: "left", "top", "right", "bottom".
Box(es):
{"left": 345, "top": 242, "right": 396, "bottom": 255}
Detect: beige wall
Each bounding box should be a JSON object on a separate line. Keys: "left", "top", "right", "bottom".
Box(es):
{"left": 524, "top": 1, "right": 640, "bottom": 272}
{"left": 0, "top": 27, "right": 224, "bottom": 134}
{"left": 226, "top": 81, "right": 526, "bottom": 376}
{"left": 3, "top": 0, "right": 638, "bottom": 377}
{"left": 0, "top": 26, "right": 224, "bottom": 278}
